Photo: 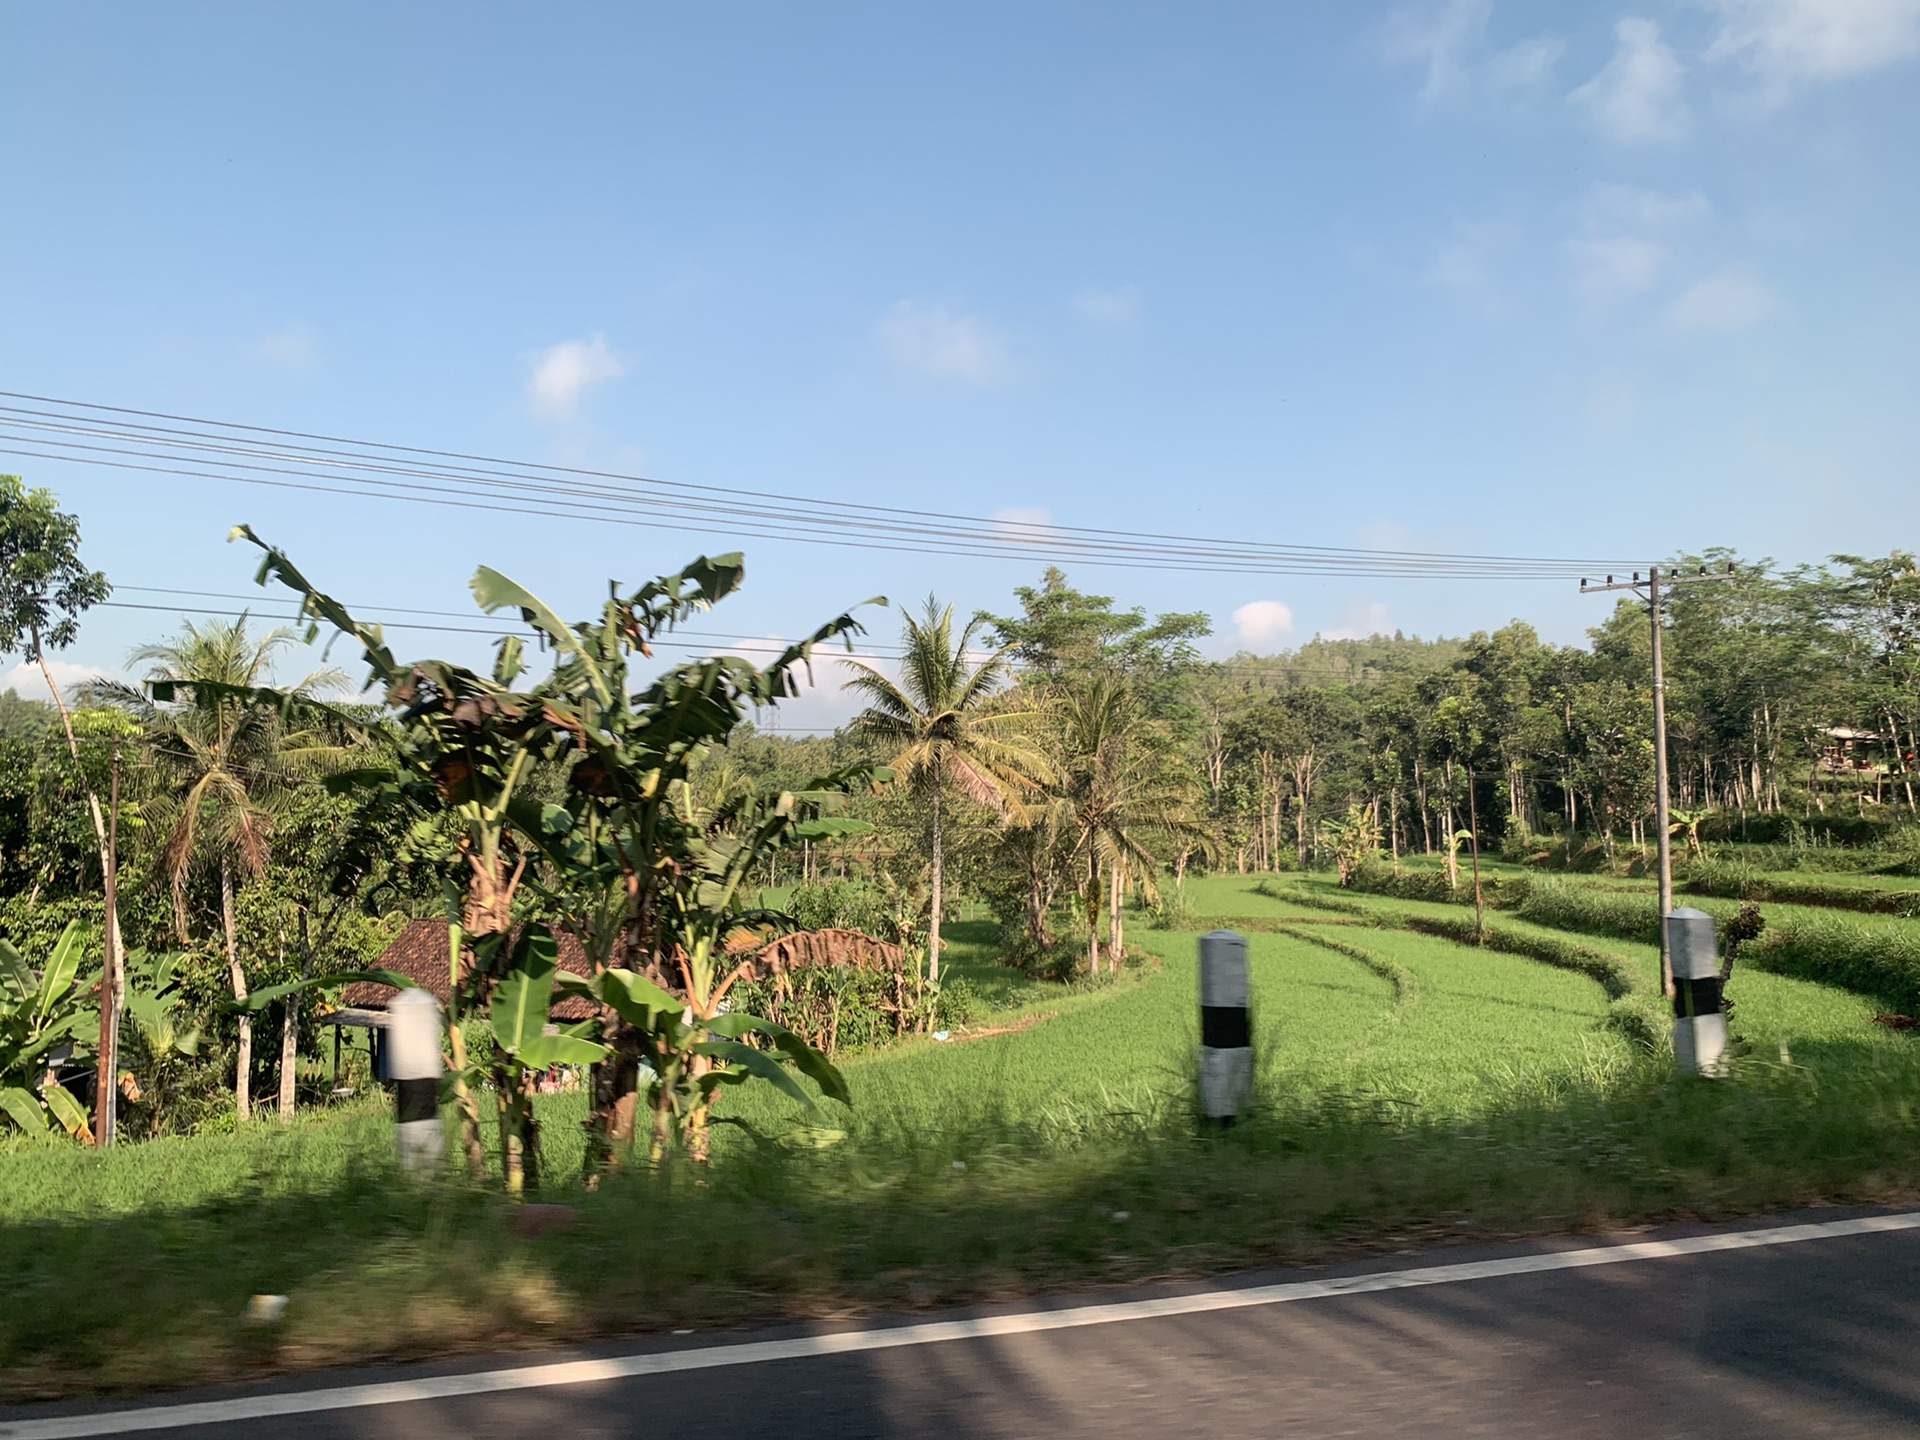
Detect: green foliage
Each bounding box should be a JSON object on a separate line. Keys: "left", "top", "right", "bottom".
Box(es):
{"left": 0, "top": 921, "right": 96, "bottom": 1138}
{"left": 787, "top": 881, "right": 895, "bottom": 937}
{"left": 0, "top": 476, "right": 111, "bottom": 660}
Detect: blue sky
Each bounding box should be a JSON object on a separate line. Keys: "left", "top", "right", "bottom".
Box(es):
{"left": 2, "top": 1, "right": 1916, "bottom": 725}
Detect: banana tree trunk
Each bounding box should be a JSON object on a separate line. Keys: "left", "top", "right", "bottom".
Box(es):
{"left": 222, "top": 860, "right": 251, "bottom": 1124}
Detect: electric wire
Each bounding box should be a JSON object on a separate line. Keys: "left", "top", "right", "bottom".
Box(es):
{"left": 0, "top": 391, "right": 1649, "bottom": 579}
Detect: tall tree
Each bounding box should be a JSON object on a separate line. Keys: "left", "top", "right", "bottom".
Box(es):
{"left": 0, "top": 477, "right": 115, "bottom": 942}
{"left": 89, "top": 618, "right": 346, "bottom": 1122}
{"left": 845, "top": 598, "right": 1048, "bottom": 981}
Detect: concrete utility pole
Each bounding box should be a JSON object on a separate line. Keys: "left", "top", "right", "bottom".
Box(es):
{"left": 1580, "top": 564, "right": 1733, "bottom": 995}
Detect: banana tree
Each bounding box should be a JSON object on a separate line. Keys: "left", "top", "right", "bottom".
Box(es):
{"left": 469, "top": 924, "right": 609, "bottom": 1192}
{"left": 233, "top": 527, "right": 883, "bottom": 1174}
{"left": 0, "top": 922, "right": 96, "bottom": 1138}
{"left": 0, "top": 923, "right": 200, "bottom": 1140}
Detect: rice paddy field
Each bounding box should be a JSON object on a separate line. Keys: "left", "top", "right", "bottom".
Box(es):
{"left": 5, "top": 868, "right": 1920, "bottom": 1398}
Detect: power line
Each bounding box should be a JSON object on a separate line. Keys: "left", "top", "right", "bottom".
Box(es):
{"left": 0, "top": 391, "right": 1649, "bottom": 580}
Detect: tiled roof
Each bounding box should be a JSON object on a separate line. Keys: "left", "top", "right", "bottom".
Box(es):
{"left": 339, "top": 919, "right": 599, "bottom": 1020}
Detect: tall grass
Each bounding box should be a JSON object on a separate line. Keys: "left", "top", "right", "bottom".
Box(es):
{"left": 10, "top": 1038, "right": 1920, "bottom": 1399}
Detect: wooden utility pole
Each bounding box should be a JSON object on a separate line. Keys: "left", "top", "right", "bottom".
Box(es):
{"left": 93, "top": 744, "right": 121, "bottom": 1148}
{"left": 1581, "top": 564, "right": 1733, "bottom": 996}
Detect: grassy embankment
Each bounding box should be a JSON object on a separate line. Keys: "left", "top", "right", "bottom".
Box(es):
{"left": 4, "top": 877, "right": 1918, "bottom": 1399}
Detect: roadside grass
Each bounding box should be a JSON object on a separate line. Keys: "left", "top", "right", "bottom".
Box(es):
{"left": 8, "top": 875, "right": 1919, "bottom": 1400}
{"left": 8, "top": 1033, "right": 1920, "bottom": 1400}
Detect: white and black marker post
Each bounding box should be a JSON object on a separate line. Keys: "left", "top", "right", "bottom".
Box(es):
{"left": 1667, "top": 906, "right": 1727, "bottom": 1078}
{"left": 387, "top": 987, "right": 445, "bottom": 1173}
{"left": 1199, "top": 929, "right": 1253, "bottom": 1122}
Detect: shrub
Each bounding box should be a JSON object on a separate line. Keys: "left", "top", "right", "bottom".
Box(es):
{"left": 930, "top": 976, "right": 980, "bottom": 1030}
{"left": 787, "top": 882, "right": 894, "bottom": 937}
{"left": 729, "top": 965, "right": 927, "bottom": 1056}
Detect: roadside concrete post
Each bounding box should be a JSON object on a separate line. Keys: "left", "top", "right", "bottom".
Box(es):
{"left": 1667, "top": 907, "right": 1727, "bottom": 1078}
{"left": 388, "top": 988, "right": 445, "bottom": 1173}
{"left": 1199, "top": 930, "right": 1252, "bottom": 1122}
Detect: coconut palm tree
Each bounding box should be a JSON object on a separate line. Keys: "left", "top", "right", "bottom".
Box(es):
{"left": 87, "top": 618, "right": 347, "bottom": 1122}
{"left": 843, "top": 599, "right": 1049, "bottom": 981}
{"left": 1060, "top": 672, "right": 1211, "bottom": 973}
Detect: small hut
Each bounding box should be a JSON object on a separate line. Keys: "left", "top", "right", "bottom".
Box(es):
{"left": 319, "top": 919, "right": 597, "bottom": 1090}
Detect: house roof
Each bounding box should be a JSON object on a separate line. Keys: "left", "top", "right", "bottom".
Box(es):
{"left": 338, "top": 919, "right": 599, "bottom": 1020}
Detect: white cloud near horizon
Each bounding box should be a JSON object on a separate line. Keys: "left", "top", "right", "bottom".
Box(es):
{"left": 527, "top": 334, "right": 627, "bottom": 422}
{"left": 1569, "top": 17, "right": 1689, "bottom": 143}
{"left": 1381, "top": 0, "right": 1564, "bottom": 102}
{"left": 877, "top": 301, "right": 1011, "bottom": 385}
{"left": 1072, "top": 286, "right": 1139, "bottom": 325}
{"left": 1706, "top": 0, "right": 1920, "bottom": 97}
{"left": 1667, "top": 267, "right": 1779, "bottom": 331}
{"left": 1232, "top": 600, "right": 1295, "bottom": 650}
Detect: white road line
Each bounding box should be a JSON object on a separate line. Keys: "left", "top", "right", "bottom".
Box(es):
{"left": 8, "top": 1211, "right": 1919, "bottom": 1439}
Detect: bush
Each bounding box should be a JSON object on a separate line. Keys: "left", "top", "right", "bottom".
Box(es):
{"left": 932, "top": 976, "right": 980, "bottom": 1031}
{"left": 787, "top": 882, "right": 894, "bottom": 937}
{"left": 729, "top": 965, "right": 927, "bottom": 1056}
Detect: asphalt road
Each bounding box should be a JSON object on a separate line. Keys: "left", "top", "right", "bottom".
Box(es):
{"left": 9, "top": 1209, "right": 1920, "bottom": 1439}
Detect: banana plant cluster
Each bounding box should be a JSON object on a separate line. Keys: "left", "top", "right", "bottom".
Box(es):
{"left": 0, "top": 921, "right": 198, "bottom": 1139}
{"left": 233, "top": 528, "right": 884, "bottom": 1182}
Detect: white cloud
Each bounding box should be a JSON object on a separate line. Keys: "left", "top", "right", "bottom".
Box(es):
{"left": 1320, "top": 600, "right": 1395, "bottom": 643}
{"left": 1567, "top": 184, "right": 1710, "bottom": 303}
{"left": 1570, "top": 235, "right": 1671, "bottom": 301}
{"left": 1, "top": 659, "right": 109, "bottom": 705}
{"left": 527, "top": 335, "right": 627, "bottom": 422}
{"left": 1580, "top": 182, "right": 1712, "bottom": 232}
{"left": 877, "top": 301, "right": 1011, "bottom": 385}
{"left": 1484, "top": 34, "right": 1568, "bottom": 89}
{"left": 1667, "top": 267, "right": 1779, "bottom": 330}
{"left": 1232, "top": 601, "right": 1295, "bottom": 650}
{"left": 1427, "top": 218, "right": 1521, "bottom": 300}
{"left": 1569, "top": 17, "right": 1689, "bottom": 143}
{"left": 1381, "top": 0, "right": 1563, "bottom": 100}
{"left": 257, "top": 326, "right": 318, "bottom": 373}
{"left": 1072, "top": 286, "right": 1139, "bottom": 325}
{"left": 1706, "top": 0, "right": 1920, "bottom": 96}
